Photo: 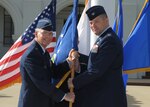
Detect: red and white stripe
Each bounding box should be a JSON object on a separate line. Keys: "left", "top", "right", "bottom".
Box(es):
{"left": 0, "top": 36, "right": 56, "bottom": 89}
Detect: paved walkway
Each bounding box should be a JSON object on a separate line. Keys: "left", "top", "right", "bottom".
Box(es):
{"left": 127, "top": 85, "right": 150, "bottom": 107}
{"left": 0, "top": 83, "right": 150, "bottom": 107}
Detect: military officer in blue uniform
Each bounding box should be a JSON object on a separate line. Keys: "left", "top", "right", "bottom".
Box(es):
{"left": 18, "top": 18, "right": 75, "bottom": 107}
{"left": 68, "top": 5, "right": 127, "bottom": 107}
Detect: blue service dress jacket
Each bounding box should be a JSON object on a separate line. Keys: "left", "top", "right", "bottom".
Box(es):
{"left": 18, "top": 40, "right": 70, "bottom": 107}
{"left": 73, "top": 27, "right": 127, "bottom": 107}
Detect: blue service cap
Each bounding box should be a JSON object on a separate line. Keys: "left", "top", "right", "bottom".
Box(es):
{"left": 36, "top": 18, "right": 53, "bottom": 31}
{"left": 86, "top": 5, "right": 107, "bottom": 20}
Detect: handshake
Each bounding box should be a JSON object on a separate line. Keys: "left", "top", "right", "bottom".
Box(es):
{"left": 64, "top": 91, "right": 75, "bottom": 103}
{"left": 64, "top": 49, "right": 79, "bottom": 103}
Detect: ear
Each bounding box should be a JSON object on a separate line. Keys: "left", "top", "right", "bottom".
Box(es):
{"left": 34, "top": 31, "right": 38, "bottom": 37}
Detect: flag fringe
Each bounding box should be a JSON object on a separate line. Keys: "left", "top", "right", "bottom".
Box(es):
{"left": 124, "top": 67, "right": 150, "bottom": 74}
{"left": 0, "top": 77, "right": 22, "bottom": 90}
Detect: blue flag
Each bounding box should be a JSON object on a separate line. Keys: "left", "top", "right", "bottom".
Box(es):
{"left": 53, "top": 0, "right": 78, "bottom": 65}
{"left": 113, "top": 0, "right": 123, "bottom": 40}
{"left": 113, "top": 0, "right": 128, "bottom": 87}
{"left": 123, "top": 0, "right": 150, "bottom": 73}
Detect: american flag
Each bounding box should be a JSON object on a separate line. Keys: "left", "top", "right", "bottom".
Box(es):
{"left": 0, "top": 0, "right": 56, "bottom": 90}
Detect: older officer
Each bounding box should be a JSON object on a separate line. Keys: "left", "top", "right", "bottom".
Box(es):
{"left": 18, "top": 18, "right": 75, "bottom": 107}
{"left": 68, "top": 5, "right": 127, "bottom": 107}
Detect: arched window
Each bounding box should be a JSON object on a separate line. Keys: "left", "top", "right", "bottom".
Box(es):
{"left": 63, "top": 4, "right": 84, "bottom": 24}
{"left": 56, "top": 4, "right": 84, "bottom": 36}
{"left": 3, "top": 9, "right": 14, "bottom": 46}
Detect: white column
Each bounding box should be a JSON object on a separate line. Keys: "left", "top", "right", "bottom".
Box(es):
{"left": 0, "top": 6, "right": 4, "bottom": 44}
{"left": 90, "top": 0, "right": 116, "bottom": 48}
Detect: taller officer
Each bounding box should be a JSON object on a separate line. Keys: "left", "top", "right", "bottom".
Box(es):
{"left": 18, "top": 18, "right": 75, "bottom": 107}
{"left": 68, "top": 5, "right": 127, "bottom": 107}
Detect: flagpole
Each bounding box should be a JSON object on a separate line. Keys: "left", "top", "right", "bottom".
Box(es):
{"left": 129, "top": 0, "right": 148, "bottom": 36}
{"left": 123, "top": 0, "right": 150, "bottom": 74}
{"left": 56, "top": 71, "right": 71, "bottom": 88}
{"left": 69, "top": 0, "right": 78, "bottom": 106}
{"left": 69, "top": 60, "right": 75, "bottom": 107}
{"left": 0, "top": 0, "right": 56, "bottom": 90}
{"left": 85, "top": 0, "right": 88, "bottom": 4}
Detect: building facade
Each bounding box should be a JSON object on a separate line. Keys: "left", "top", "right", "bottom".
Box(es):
{"left": 0, "top": 0, "right": 146, "bottom": 78}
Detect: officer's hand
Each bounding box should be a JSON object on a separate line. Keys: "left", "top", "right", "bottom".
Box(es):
{"left": 69, "top": 49, "right": 79, "bottom": 60}
{"left": 64, "top": 92, "right": 75, "bottom": 103}
{"left": 67, "top": 78, "right": 74, "bottom": 89}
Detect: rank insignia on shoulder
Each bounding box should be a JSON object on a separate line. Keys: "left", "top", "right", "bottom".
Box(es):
{"left": 91, "top": 44, "right": 98, "bottom": 53}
